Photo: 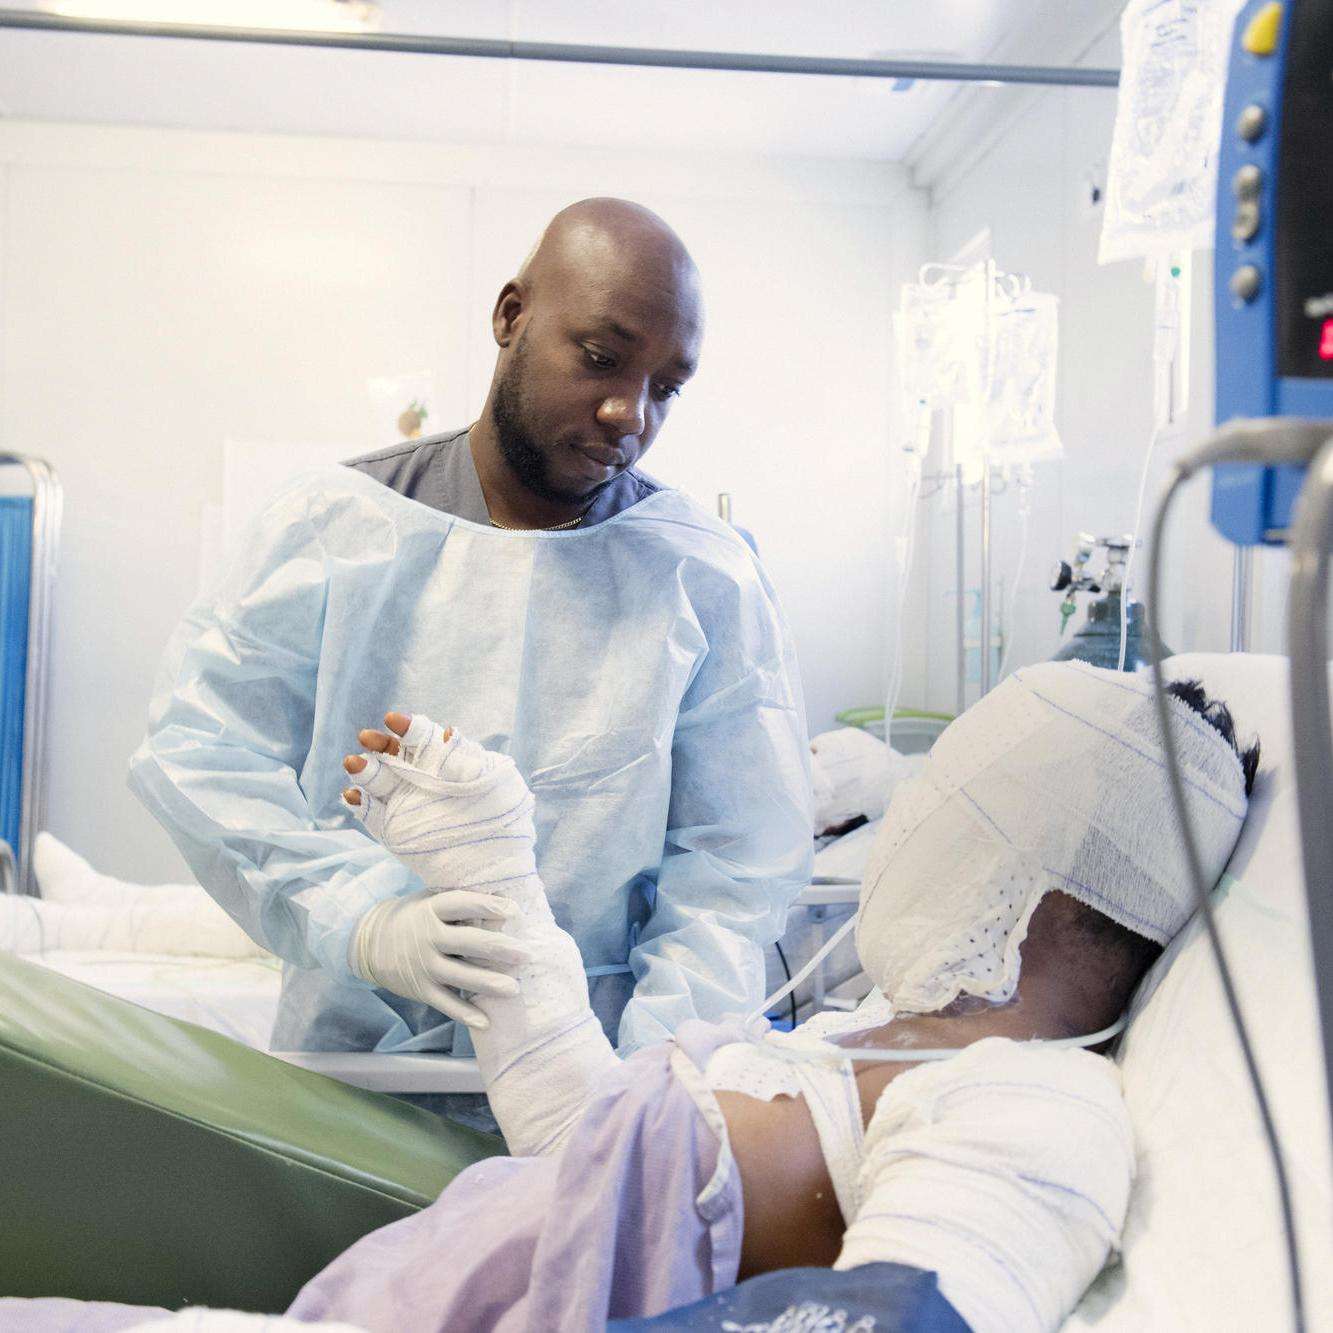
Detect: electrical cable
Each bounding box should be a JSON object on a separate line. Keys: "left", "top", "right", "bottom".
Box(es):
{"left": 1286, "top": 437, "right": 1333, "bottom": 1218}
{"left": 823, "top": 1014, "right": 1128, "bottom": 1063}
{"left": 1147, "top": 462, "right": 1304, "bottom": 1333}
{"left": 772, "top": 941, "right": 799, "bottom": 1030}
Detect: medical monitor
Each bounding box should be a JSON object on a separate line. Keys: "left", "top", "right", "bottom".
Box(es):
{"left": 1211, "top": 0, "right": 1333, "bottom": 546}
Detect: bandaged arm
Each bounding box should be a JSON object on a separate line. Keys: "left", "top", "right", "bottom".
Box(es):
{"left": 619, "top": 558, "right": 813, "bottom": 1054}
{"left": 451, "top": 862, "right": 621, "bottom": 1158}
{"left": 343, "top": 718, "right": 621, "bottom": 1159}
{"left": 834, "top": 1039, "right": 1134, "bottom": 1333}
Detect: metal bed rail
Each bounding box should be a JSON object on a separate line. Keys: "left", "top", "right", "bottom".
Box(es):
{"left": 269, "top": 1050, "right": 485, "bottom": 1094}
{"left": 0, "top": 454, "right": 61, "bottom": 896}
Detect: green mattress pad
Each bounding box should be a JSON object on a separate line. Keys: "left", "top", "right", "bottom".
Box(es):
{"left": 0, "top": 949, "right": 503, "bottom": 1311}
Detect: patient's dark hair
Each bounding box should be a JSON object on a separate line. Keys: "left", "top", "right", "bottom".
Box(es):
{"left": 1060, "top": 680, "right": 1260, "bottom": 994}
{"left": 1165, "top": 678, "right": 1261, "bottom": 796}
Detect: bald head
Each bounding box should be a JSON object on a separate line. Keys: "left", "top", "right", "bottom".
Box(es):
{"left": 518, "top": 198, "right": 701, "bottom": 308}
{"left": 476, "top": 198, "right": 704, "bottom": 514}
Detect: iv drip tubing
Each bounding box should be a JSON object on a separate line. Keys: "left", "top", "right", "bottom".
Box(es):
{"left": 833, "top": 1015, "right": 1128, "bottom": 1063}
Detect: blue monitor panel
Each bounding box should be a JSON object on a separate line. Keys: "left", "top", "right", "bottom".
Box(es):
{"left": 1212, "top": 0, "right": 1333, "bottom": 546}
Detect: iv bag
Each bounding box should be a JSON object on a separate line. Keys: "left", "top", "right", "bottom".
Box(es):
{"left": 895, "top": 267, "right": 1061, "bottom": 477}
{"left": 895, "top": 268, "right": 988, "bottom": 426}
{"left": 983, "top": 291, "right": 1062, "bottom": 467}
{"left": 1099, "top": 0, "right": 1247, "bottom": 263}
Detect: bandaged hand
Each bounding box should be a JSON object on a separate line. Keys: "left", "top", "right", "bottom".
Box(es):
{"left": 343, "top": 714, "right": 541, "bottom": 1028}
{"left": 344, "top": 713, "right": 619, "bottom": 1155}
{"left": 343, "top": 713, "right": 546, "bottom": 915}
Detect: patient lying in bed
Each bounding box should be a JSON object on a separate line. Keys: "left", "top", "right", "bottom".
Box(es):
{"left": 302, "top": 660, "right": 1256, "bottom": 1332}
{"left": 5, "top": 662, "right": 1257, "bottom": 1333}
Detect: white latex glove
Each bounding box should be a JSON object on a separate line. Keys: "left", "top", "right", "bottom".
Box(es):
{"left": 344, "top": 714, "right": 539, "bottom": 1028}
{"left": 349, "top": 887, "right": 530, "bottom": 1028}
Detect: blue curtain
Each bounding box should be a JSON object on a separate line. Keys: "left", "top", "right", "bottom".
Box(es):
{"left": 0, "top": 497, "right": 32, "bottom": 866}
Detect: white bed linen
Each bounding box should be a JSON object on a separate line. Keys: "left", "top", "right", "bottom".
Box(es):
{"left": 24, "top": 950, "right": 282, "bottom": 1051}
{"left": 1066, "top": 653, "right": 1333, "bottom": 1332}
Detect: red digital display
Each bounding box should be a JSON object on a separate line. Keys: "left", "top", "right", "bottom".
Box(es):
{"left": 1322, "top": 318, "right": 1333, "bottom": 362}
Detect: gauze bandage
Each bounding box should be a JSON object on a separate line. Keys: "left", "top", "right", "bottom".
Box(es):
{"left": 835, "top": 1037, "right": 1134, "bottom": 1333}
{"left": 347, "top": 716, "right": 619, "bottom": 1156}
{"left": 857, "top": 661, "right": 1248, "bottom": 1013}
{"left": 346, "top": 717, "right": 540, "bottom": 907}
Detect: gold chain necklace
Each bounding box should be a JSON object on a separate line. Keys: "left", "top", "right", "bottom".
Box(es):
{"left": 488, "top": 510, "right": 587, "bottom": 532}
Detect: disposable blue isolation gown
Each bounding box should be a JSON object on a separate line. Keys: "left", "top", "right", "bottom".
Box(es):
{"left": 129, "top": 467, "right": 813, "bottom": 1055}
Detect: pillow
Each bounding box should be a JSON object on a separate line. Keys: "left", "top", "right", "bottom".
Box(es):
{"left": 1066, "top": 653, "right": 1333, "bottom": 1329}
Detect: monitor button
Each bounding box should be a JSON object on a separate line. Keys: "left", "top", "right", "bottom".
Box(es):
{"left": 1230, "top": 265, "right": 1263, "bottom": 302}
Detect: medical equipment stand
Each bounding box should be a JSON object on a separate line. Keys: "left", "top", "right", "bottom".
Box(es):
{"left": 1229, "top": 547, "right": 1254, "bottom": 651}
{"left": 1159, "top": 4, "right": 1333, "bottom": 1325}
{"left": 945, "top": 258, "right": 1005, "bottom": 709}
{"left": 0, "top": 454, "right": 60, "bottom": 896}
{"left": 954, "top": 463, "right": 967, "bottom": 714}
{"left": 979, "top": 465, "right": 994, "bottom": 696}
{"left": 1209, "top": 0, "right": 1333, "bottom": 1161}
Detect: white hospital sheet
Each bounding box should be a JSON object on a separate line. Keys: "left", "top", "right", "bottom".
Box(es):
{"left": 25, "top": 951, "right": 282, "bottom": 1051}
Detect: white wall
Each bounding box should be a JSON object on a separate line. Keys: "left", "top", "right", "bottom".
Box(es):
{"left": 897, "top": 24, "right": 1285, "bottom": 718}
{"left": 0, "top": 120, "right": 926, "bottom": 882}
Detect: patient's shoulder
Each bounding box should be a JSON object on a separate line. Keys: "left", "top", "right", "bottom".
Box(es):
{"left": 871, "top": 1038, "right": 1131, "bottom": 1154}
{"left": 902, "top": 1036, "right": 1124, "bottom": 1103}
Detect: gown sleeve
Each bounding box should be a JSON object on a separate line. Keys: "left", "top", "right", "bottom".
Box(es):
{"left": 128, "top": 475, "right": 420, "bottom": 985}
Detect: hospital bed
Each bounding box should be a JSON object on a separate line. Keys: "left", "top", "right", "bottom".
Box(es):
{"left": 1065, "top": 652, "right": 1333, "bottom": 1331}
{"left": 0, "top": 820, "right": 880, "bottom": 1094}
{"left": 1, "top": 652, "right": 1329, "bottom": 1326}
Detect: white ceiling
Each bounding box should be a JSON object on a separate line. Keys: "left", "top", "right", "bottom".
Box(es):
{"left": 0, "top": 1, "right": 1123, "bottom": 161}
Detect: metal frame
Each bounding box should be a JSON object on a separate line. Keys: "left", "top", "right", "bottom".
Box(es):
{"left": 1230, "top": 545, "right": 1253, "bottom": 651}
{"left": 1287, "top": 434, "right": 1333, "bottom": 1193}
{"left": 0, "top": 9, "right": 1119, "bottom": 88}
{"left": 795, "top": 879, "right": 861, "bottom": 1014}
{"left": 0, "top": 454, "right": 61, "bottom": 896}
{"left": 270, "top": 1049, "right": 485, "bottom": 1094}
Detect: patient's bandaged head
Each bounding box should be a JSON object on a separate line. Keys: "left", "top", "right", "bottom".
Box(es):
{"left": 856, "top": 661, "right": 1249, "bottom": 1013}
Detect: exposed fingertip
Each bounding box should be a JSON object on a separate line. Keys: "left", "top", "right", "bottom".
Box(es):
{"left": 385, "top": 711, "right": 411, "bottom": 737}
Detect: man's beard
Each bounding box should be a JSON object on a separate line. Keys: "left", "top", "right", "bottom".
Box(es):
{"left": 491, "top": 334, "right": 609, "bottom": 506}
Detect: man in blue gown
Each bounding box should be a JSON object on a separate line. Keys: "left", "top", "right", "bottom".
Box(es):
{"left": 129, "top": 198, "right": 813, "bottom": 1118}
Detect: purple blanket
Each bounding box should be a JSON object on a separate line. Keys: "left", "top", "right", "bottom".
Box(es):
{"left": 2, "top": 1022, "right": 745, "bottom": 1332}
